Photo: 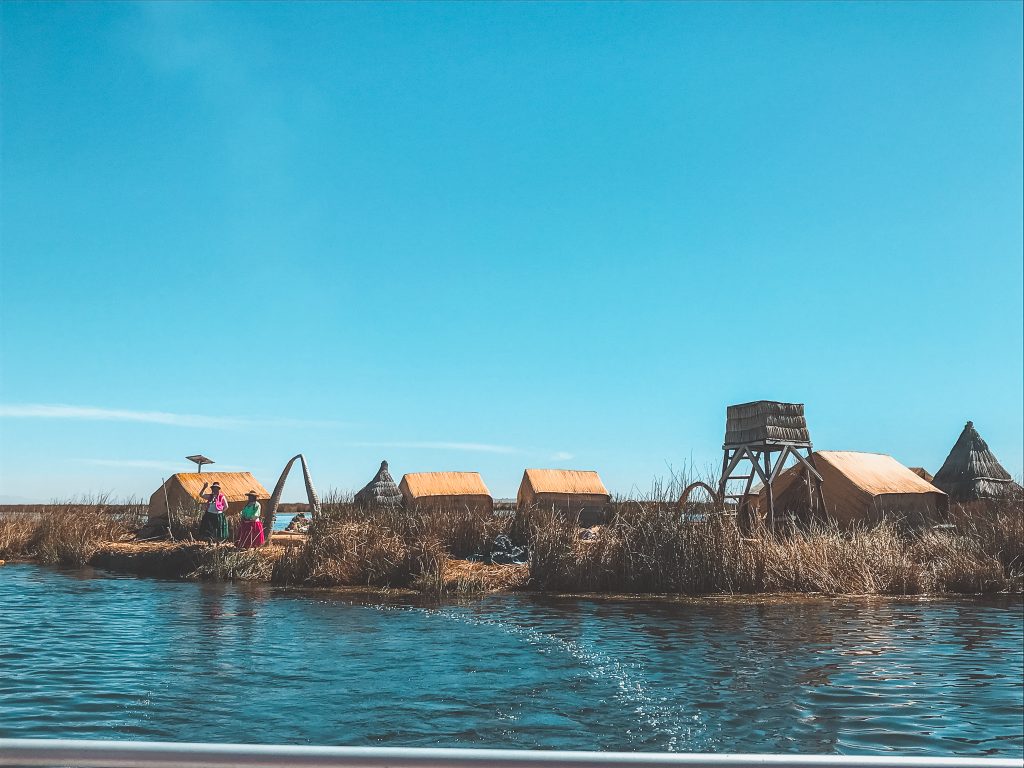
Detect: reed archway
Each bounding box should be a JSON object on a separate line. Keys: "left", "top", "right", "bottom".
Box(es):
{"left": 677, "top": 481, "right": 721, "bottom": 511}
{"left": 262, "top": 454, "right": 321, "bottom": 545}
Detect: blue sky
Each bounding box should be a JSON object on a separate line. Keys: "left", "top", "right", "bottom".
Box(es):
{"left": 1, "top": 1, "right": 1021, "bottom": 502}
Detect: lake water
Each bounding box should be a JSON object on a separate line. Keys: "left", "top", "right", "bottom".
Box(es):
{"left": 0, "top": 564, "right": 1021, "bottom": 756}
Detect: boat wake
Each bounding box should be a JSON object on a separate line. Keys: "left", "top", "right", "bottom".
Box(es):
{"left": 360, "top": 602, "right": 709, "bottom": 752}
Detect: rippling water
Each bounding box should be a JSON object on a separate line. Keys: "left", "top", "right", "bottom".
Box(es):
{"left": 0, "top": 564, "right": 1020, "bottom": 756}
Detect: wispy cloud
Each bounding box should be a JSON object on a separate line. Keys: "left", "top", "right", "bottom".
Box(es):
{"left": 78, "top": 459, "right": 180, "bottom": 470}
{"left": 550, "top": 451, "right": 575, "bottom": 461}
{"left": 75, "top": 459, "right": 245, "bottom": 472}
{"left": 1, "top": 404, "right": 243, "bottom": 429}
{"left": 0, "top": 404, "right": 343, "bottom": 430}
{"left": 349, "top": 441, "right": 522, "bottom": 455}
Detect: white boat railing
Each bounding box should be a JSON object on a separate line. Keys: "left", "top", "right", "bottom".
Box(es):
{"left": 0, "top": 739, "right": 1021, "bottom": 768}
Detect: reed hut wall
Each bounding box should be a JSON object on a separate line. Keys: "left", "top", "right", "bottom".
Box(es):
{"left": 399, "top": 472, "right": 494, "bottom": 515}
{"left": 147, "top": 472, "right": 270, "bottom": 524}
{"left": 767, "top": 451, "right": 947, "bottom": 525}
{"left": 517, "top": 469, "right": 610, "bottom": 525}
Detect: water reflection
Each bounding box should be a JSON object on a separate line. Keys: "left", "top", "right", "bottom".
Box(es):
{"left": 0, "top": 565, "right": 1020, "bottom": 757}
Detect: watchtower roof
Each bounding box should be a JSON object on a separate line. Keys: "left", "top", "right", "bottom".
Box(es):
{"left": 724, "top": 400, "right": 811, "bottom": 447}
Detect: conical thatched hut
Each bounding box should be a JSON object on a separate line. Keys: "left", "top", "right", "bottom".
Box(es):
{"left": 932, "top": 421, "right": 1022, "bottom": 502}
{"left": 354, "top": 460, "right": 403, "bottom": 508}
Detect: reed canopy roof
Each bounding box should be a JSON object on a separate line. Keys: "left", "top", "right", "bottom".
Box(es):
{"left": 400, "top": 471, "right": 491, "bottom": 499}
{"left": 767, "top": 451, "right": 946, "bottom": 525}
{"left": 932, "top": 421, "right": 1021, "bottom": 501}
{"left": 169, "top": 472, "right": 269, "bottom": 502}
{"left": 354, "top": 460, "right": 403, "bottom": 507}
{"left": 811, "top": 452, "right": 940, "bottom": 496}
{"left": 519, "top": 469, "right": 609, "bottom": 497}
{"left": 725, "top": 401, "right": 811, "bottom": 446}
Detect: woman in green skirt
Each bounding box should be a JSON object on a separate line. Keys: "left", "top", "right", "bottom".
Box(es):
{"left": 198, "top": 481, "right": 230, "bottom": 543}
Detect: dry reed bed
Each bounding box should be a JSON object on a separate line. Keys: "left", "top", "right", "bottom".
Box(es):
{"left": 526, "top": 496, "right": 1022, "bottom": 596}
{"left": 272, "top": 495, "right": 513, "bottom": 592}
{"left": 2, "top": 491, "right": 1020, "bottom": 597}
{"left": 0, "top": 496, "right": 146, "bottom": 567}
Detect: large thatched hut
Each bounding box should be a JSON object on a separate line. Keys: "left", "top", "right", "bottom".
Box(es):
{"left": 399, "top": 471, "right": 493, "bottom": 514}
{"left": 517, "top": 469, "right": 610, "bottom": 525}
{"left": 354, "top": 460, "right": 403, "bottom": 508}
{"left": 147, "top": 472, "right": 270, "bottom": 528}
{"left": 932, "top": 421, "right": 1022, "bottom": 502}
{"left": 765, "top": 451, "right": 947, "bottom": 525}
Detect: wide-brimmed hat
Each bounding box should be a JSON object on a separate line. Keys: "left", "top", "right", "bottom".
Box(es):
{"left": 211, "top": 481, "right": 221, "bottom": 489}
{"left": 246, "top": 490, "right": 258, "bottom": 498}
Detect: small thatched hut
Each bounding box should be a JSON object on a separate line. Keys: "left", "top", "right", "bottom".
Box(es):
{"left": 354, "top": 460, "right": 404, "bottom": 508}
{"left": 399, "top": 471, "right": 493, "bottom": 514}
{"left": 147, "top": 472, "right": 270, "bottom": 527}
{"left": 517, "top": 469, "right": 610, "bottom": 525}
{"left": 932, "top": 421, "right": 1022, "bottom": 502}
{"left": 766, "top": 451, "right": 947, "bottom": 525}
{"left": 909, "top": 467, "right": 934, "bottom": 483}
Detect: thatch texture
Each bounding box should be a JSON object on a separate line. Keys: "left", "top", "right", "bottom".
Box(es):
{"left": 399, "top": 471, "right": 493, "bottom": 514}
{"left": 725, "top": 401, "right": 811, "bottom": 446}
{"left": 909, "top": 467, "right": 934, "bottom": 483}
{"left": 355, "top": 460, "right": 403, "bottom": 508}
{"left": 932, "top": 422, "right": 1021, "bottom": 502}
{"left": 766, "top": 451, "right": 947, "bottom": 525}
{"left": 517, "top": 469, "right": 611, "bottom": 525}
{"left": 148, "top": 472, "right": 269, "bottom": 524}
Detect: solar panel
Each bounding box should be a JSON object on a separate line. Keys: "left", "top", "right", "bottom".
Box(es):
{"left": 185, "top": 455, "right": 215, "bottom": 470}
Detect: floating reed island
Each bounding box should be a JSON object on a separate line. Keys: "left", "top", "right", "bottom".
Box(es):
{"left": 1, "top": 402, "right": 1021, "bottom": 597}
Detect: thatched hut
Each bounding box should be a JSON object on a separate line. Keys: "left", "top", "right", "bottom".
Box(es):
{"left": 765, "top": 451, "right": 947, "bottom": 525}
{"left": 909, "top": 467, "right": 934, "bottom": 483}
{"left": 517, "top": 469, "right": 610, "bottom": 525}
{"left": 399, "top": 471, "right": 493, "bottom": 514}
{"left": 354, "top": 460, "right": 403, "bottom": 508}
{"left": 147, "top": 472, "right": 270, "bottom": 527}
{"left": 932, "top": 421, "right": 1022, "bottom": 502}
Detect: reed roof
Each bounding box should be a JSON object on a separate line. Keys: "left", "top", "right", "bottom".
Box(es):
{"left": 810, "top": 452, "right": 940, "bottom": 496}
{"left": 400, "top": 471, "right": 491, "bottom": 498}
{"left": 354, "top": 460, "right": 403, "bottom": 507}
{"left": 170, "top": 472, "right": 269, "bottom": 501}
{"left": 521, "top": 469, "right": 609, "bottom": 497}
{"left": 725, "top": 401, "right": 811, "bottom": 446}
{"left": 932, "top": 421, "right": 1020, "bottom": 501}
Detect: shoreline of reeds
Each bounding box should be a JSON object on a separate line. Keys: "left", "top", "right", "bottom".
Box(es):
{"left": 1, "top": 490, "right": 1021, "bottom": 598}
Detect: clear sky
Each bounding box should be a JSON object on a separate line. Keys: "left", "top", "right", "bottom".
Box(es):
{"left": 1, "top": 1, "right": 1021, "bottom": 503}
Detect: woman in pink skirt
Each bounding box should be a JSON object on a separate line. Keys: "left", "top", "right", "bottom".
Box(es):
{"left": 235, "top": 490, "right": 265, "bottom": 548}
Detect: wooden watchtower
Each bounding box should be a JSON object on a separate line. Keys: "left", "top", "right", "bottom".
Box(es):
{"left": 719, "top": 400, "right": 824, "bottom": 525}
